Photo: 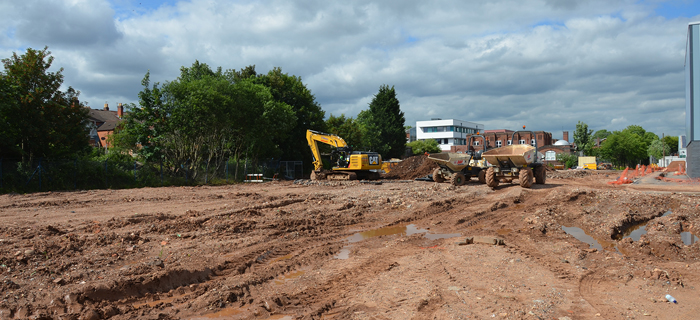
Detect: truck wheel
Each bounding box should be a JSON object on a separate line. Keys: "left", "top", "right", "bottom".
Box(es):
{"left": 534, "top": 166, "right": 546, "bottom": 184}
{"left": 450, "top": 172, "right": 466, "bottom": 186}
{"left": 485, "top": 167, "right": 499, "bottom": 188}
{"left": 432, "top": 168, "right": 445, "bottom": 183}
{"left": 519, "top": 168, "right": 533, "bottom": 188}
{"left": 478, "top": 170, "right": 486, "bottom": 184}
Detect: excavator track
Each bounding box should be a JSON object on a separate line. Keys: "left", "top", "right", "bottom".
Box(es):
{"left": 326, "top": 171, "right": 358, "bottom": 180}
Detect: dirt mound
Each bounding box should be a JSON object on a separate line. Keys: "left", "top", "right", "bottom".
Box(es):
{"left": 384, "top": 154, "right": 438, "bottom": 180}
{"left": 665, "top": 161, "right": 686, "bottom": 172}
{"left": 548, "top": 169, "right": 594, "bottom": 179}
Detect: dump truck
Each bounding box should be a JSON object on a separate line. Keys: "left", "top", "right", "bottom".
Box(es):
{"left": 428, "top": 153, "right": 484, "bottom": 186}
{"left": 481, "top": 130, "right": 546, "bottom": 188}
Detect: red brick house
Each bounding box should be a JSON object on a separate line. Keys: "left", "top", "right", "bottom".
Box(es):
{"left": 450, "top": 130, "right": 575, "bottom": 166}
{"left": 87, "top": 103, "right": 125, "bottom": 148}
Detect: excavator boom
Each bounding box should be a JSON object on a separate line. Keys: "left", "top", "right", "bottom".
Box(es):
{"left": 306, "top": 130, "right": 349, "bottom": 171}
{"left": 306, "top": 129, "right": 382, "bottom": 180}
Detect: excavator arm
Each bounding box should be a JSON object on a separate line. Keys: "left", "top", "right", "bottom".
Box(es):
{"left": 306, "top": 130, "right": 349, "bottom": 171}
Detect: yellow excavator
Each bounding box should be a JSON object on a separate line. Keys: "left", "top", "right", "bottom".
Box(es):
{"left": 306, "top": 129, "right": 383, "bottom": 180}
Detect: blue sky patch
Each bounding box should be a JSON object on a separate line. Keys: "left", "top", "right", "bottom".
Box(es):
{"left": 653, "top": 0, "right": 700, "bottom": 19}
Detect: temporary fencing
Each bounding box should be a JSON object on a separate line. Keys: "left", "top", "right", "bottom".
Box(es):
{"left": 0, "top": 157, "right": 303, "bottom": 194}
{"left": 607, "top": 164, "right": 663, "bottom": 185}
{"left": 608, "top": 162, "right": 699, "bottom": 185}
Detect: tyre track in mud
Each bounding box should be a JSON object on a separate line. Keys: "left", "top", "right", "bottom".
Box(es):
{"left": 3, "top": 175, "right": 700, "bottom": 319}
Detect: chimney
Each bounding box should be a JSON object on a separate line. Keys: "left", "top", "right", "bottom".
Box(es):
{"left": 104, "top": 102, "right": 109, "bottom": 111}
{"left": 118, "top": 103, "right": 123, "bottom": 118}
{"left": 563, "top": 131, "right": 569, "bottom": 143}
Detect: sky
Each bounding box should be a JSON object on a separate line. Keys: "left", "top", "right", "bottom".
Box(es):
{"left": 1, "top": 0, "right": 699, "bottom": 140}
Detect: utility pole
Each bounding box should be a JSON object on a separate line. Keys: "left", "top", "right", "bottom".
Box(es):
{"left": 662, "top": 133, "right": 665, "bottom": 167}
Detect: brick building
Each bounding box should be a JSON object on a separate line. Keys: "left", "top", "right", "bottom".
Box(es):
{"left": 450, "top": 130, "right": 575, "bottom": 165}
{"left": 87, "top": 103, "right": 125, "bottom": 148}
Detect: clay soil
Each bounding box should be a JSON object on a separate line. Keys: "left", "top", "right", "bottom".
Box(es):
{"left": 1, "top": 161, "right": 700, "bottom": 320}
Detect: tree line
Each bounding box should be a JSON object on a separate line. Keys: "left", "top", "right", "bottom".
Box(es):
{"left": 572, "top": 121, "right": 680, "bottom": 168}
{"left": 0, "top": 48, "right": 407, "bottom": 181}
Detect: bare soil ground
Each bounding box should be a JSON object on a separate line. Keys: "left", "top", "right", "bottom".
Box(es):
{"left": 1, "top": 160, "right": 700, "bottom": 320}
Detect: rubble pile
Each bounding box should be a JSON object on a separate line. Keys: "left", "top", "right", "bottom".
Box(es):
{"left": 383, "top": 154, "right": 438, "bottom": 180}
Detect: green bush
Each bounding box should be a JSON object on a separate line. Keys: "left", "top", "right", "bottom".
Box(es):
{"left": 407, "top": 140, "right": 441, "bottom": 154}
{"left": 556, "top": 153, "right": 578, "bottom": 169}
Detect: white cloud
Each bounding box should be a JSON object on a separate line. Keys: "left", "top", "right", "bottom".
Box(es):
{"left": 0, "top": 0, "right": 692, "bottom": 138}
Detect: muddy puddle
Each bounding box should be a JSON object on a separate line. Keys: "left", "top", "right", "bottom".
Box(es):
{"left": 612, "top": 211, "right": 673, "bottom": 241}
{"left": 274, "top": 268, "right": 308, "bottom": 285}
{"left": 681, "top": 232, "right": 699, "bottom": 245}
{"left": 189, "top": 306, "right": 292, "bottom": 319}
{"left": 561, "top": 226, "right": 619, "bottom": 253}
{"left": 562, "top": 211, "right": 699, "bottom": 253}
{"left": 335, "top": 224, "right": 461, "bottom": 259}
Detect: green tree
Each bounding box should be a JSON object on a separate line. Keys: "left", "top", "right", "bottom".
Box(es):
{"left": 598, "top": 130, "right": 647, "bottom": 167}
{"left": 358, "top": 85, "right": 406, "bottom": 158}
{"left": 407, "top": 139, "right": 441, "bottom": 154}
{"left": 326, "top": 114, "right": 363, "bottom": 148}
{"left": 647, "top": 139, "right": 670, "bottom": 160}
{"left": 573, "top": 121, "right": 593, "bottom": 153}
{"left": 592, "top": 129, "right": 612, "bottom": 140}
{"left": 249, "top": 67, "right": 325, "bottom": 164}
{"left": 556, "top": 153, "right": 578, "bottom": 169}
{"left": 662, "top": 135, "right": 679, "bottom": 155}
{"left": 112, "top": 62, "right": 295, "bottom": 178}
{"left": 0, "top": 47, "right": 89, "bottom": 159}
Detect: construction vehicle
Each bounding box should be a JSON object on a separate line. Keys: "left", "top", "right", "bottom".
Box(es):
{"left": 428, "top": 153, "right": 483, "bottom": 186}
{"left": 466, "top": 134, "right": 489, "bottom": 184}
{"left": 306, "top": 129, "right": 383, "bottom": 180}
{"left": 427, "top": 134, "right": 490, "bottom": 186}
{"left": 481, "top": 130, "right": 546, "bottom": 188}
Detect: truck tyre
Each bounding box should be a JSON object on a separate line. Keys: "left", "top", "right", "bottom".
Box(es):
{"left": 478, "top": 170, "right": 486, "bottom": 184}
{"left": 534, "top": 166, "right": 546, "bottom": 184}
{"left": 450, "top": 172, "right": 466, "bottom": 186}
{"left": 432, "top": 168, "right": 445, "bottom": 183}
{"left": 485, "top": 167, "right": 499, "bottom": 188}
{"left": 519, "top": 168, "right": 533, "bottom": 188}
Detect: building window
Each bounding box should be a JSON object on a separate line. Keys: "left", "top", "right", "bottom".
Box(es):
{"left": 531, "top": 139, "right": 536, "bottom": 146}
{"left": 545, "top": 151, "right": 556, "bottom": 161}
{"left": 474, "top": 141, "right": 480, "bottom": 146}
{"left": 507, "top": 140, "right": 512, "bottom": 145}
{"left": 519, "top": 139, "right": 526, "bottom": 144}
{"left": 497, "top": 140, "right": 502, "bottom": 147}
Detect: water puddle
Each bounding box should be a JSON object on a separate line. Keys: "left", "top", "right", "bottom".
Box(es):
{"left": 335, "top": 224, "right": 461, "bottom": 259}
{"left": 561, "top": 211, "right": 690, "bottom": 254}
{"left": 268, "top": 254, "right": 293, "bottom": 264}
{"left": 561, "top": 226, "right": 624, "bottom": 254}
{"left": 273, "top": 269, "right": 307, "bottom": 285}
{"left": 194, "top": 307, "right": 244, "bottom": 319}
{"left": 681, "top": 232, "right": 700, "bottom": 246}
{"left": 335, "top": 248, "right": 350, "bottom": 260}
{"left": 612, "top": 211, "right": 673, "bottom": 241}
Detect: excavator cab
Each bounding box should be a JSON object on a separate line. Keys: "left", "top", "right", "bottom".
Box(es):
{"left": 332, "top": 147, "right": 353, "bottom": 168}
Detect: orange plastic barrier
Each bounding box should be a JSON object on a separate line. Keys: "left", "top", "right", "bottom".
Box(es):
{"left": 608, "top": 167, "right": 633, "bottom": 185}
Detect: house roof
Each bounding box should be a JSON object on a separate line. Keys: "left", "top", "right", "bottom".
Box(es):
{"left": 88, "top": 109, "right": 120, "bottom": 123}
{"left": 553, "top": 140, "right": 570, "bottom": 146}
{"left": 97, "top": 121, "right": 119, "bottom": 131}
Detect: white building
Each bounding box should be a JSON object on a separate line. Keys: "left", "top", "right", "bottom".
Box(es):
{"left": 416, "top": 118, "right": 484, "bottom": 151}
